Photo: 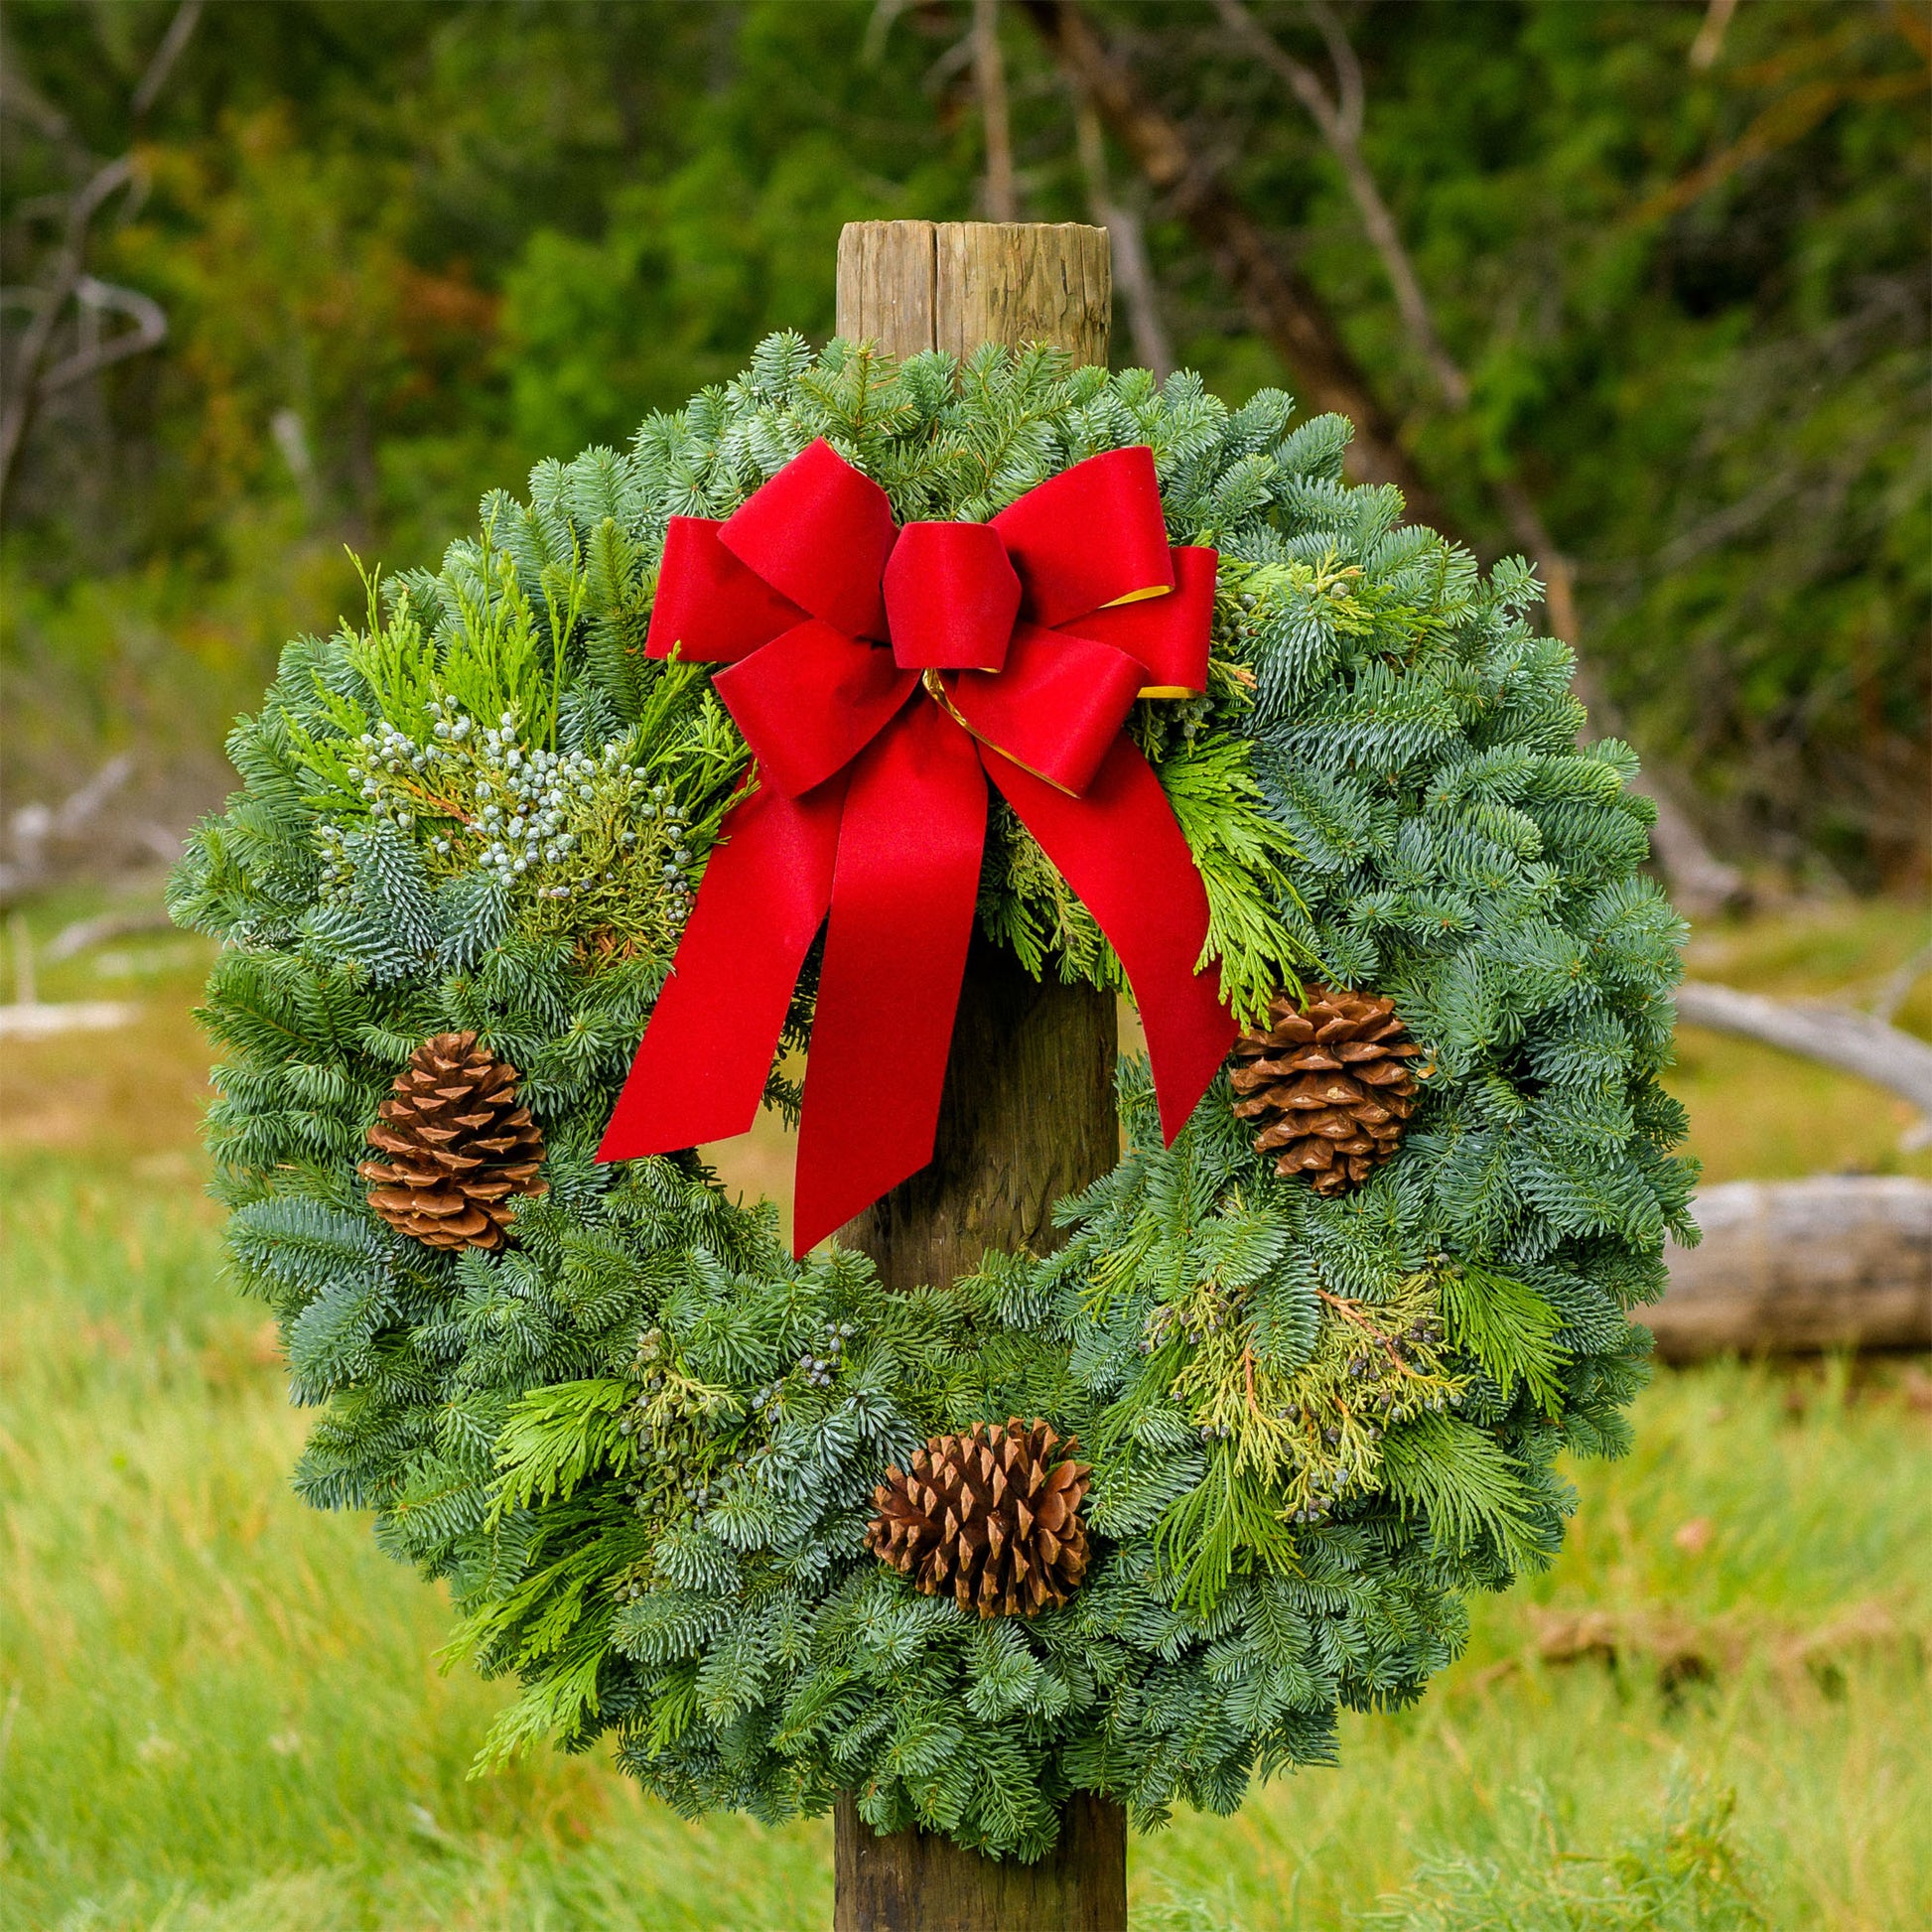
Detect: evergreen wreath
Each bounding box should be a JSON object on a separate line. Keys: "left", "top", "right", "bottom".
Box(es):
{"left": 172, "top": 336, "right": 1695, "bottom": 1863}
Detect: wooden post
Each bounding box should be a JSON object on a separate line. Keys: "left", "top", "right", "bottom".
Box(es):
{"left": 830, "top": 219, "right": 1128, "bottom": 1932}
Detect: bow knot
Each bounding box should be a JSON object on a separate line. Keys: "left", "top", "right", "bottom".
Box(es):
{"left": 885, "top": 521, "right": 1020, "bottom": 671}
{"left": 599, "top": 437, "right": 1236, "bottom": 1254}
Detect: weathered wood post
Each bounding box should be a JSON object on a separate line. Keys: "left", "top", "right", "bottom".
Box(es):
{"left": 830, "top": 219, "right": 1130, "bottom": 1932}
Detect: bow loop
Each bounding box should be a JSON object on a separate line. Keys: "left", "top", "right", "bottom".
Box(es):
{"left": 948, "top": 627, "right": 1144, "bottom": 796}
{"left": 647, "top": 516, "right": 805, "bottom": 665}
{"left": 720, "top": 439, "right": 897, "bottom": 642}
{"left": 990, "top": 445, "right": 1175, "bottom": 626}
{"left": 1061, "top": 544, "right": 1219, "bottom": 698}
{"left": 713, "top": 621, "right": 915, "bottom": 800}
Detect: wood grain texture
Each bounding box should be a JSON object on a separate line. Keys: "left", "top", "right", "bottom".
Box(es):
{"left": 835, "top": 220, "right": 938, "bottom": 358}
{"left": 831, "top": 218, "right": 1125, "bottom": 1932}
{"left": 935, "top": 220, "right": 1111, "bottom": 366}
{"left": 834, "top": 1791, "right": 1127, "bottom": 1932}
{"left": 839, "top": 929, "right": 1117, "bottom": 1294}
{"left": 835, "top": 218, "right": 1112, "bottom": 367}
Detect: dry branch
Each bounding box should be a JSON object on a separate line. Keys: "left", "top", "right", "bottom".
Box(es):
{"left": 1071, "top": 96, "right": 1173, "bottom": 377}
{"left": 1208, "top": 0, "right": 1746, "bottom": 914}
{"left": 1020, "top": 0, "right": 1448, "bottom": 520}
{"left": 0, "top": 0, "right": 201, "bottom": 509}
{"left": 0, "top": 155, "right": 137, "bottom": 502}
{"left": 1211, "top": 0, "right": 1469, "bottom": 411}
{"left": 1675, "top": 981, "right": 1932, "bottom": 1125}
{"left": 973, "top": 0, "right": 1019, "bottom": 220}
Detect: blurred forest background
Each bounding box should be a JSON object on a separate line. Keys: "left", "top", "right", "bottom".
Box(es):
{"left": 1, "top": 0, "right": 1926, "bottom": 901}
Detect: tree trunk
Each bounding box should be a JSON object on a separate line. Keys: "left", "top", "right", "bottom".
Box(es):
{"left": 830, "top": 217, "right": 1128, "bottom": 1932}
{"left": 1019, "top": 0, "right": 1748, "bottom": 916}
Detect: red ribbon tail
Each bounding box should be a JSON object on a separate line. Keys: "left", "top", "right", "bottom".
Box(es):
{"left": 985, "top": 738, "right": 1236, "bottom": 1145}
{"left": 791, "top": 704, "right": 988, "bottom": 1256}
{"left": 597, "top": 778, "right": 843, "bottom": 1162}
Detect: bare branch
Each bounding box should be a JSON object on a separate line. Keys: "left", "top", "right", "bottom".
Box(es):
{"left": 1025, "top": 1, "right": 1748, "bottom": 915}
{"left": 1872, "top": 943, "right": 1932, "bottom": 1027}
{"left": 0, "top": 0, "right": 200, "bottom": 513}
{"left": 973, "top": 0, "right": 1019, "bottom": 220}
{"left": 0, "top": 756, "right": 136, "bottom": 902}
{"left": 1676, "top": 981, "right": 1932, "bottom": 1124}
{"left": 35, "top": 276, "right": 167, "bottom": 394}
{"left": 0, "top": 61, "right": 73, "bottom": 143}
{"left": 1628, "top": 770, "right": 1749, "bottom": 920}
{"left": 130, "top": 0, "right": 205, "bottom": 118}
{"left": 1689, "top": 0, "right": 1743, "bottom": 71}
{"left": 1303, "top": 0, "right": 1364, "bottom": 145}
{"left": 1072, "top": 96, "right": 1173, "bottom": 376}
{"left": 1652, "top": 472, "right": 1802, "bottom": 574}
{"left": 1206, "top": 0, "right": 1746, "bottom": 914}
{"left": 861, "top": 0, "right": 917, "bottom": 67}
{"left": 1212, "top": 0, "right": 1468, "bottom": 410}
{"left": 0, "top": 154, "right": 135, "bottom": 506}
{"left": 1021, "top": 0, "right": 1450, "bottom": 517}
{"left": 44, "top": 907, "right": 177, "bottom": 964}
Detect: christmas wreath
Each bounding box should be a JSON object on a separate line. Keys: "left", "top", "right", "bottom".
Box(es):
{"left": 172, "top": 337, "right": 1693, "bottom": 1862}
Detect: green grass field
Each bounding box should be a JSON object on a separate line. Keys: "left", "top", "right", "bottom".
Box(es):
{"left": 2, "top": 893, "right": 1928, "bottom": 1929}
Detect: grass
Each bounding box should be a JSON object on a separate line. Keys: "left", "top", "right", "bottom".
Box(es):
{"left": 1, "top": 891, "right": 1928, "bottom": 1929}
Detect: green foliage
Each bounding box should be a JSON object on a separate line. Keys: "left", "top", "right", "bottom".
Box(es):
{"left": 11, "top": 1155, "right": 1929, "bottom": 1927}
{"left": 1157, "top": 727, "right": 1312, "bottom": 1027}
{"left": 1380, "top": 1415, "right": 1552, "bottom": 1573}
{"left": 1371, "top": 1780, "right": 1770, "bottom": 1932}
{"left": 172, "top": 340, "right": 1688, "bottom": 1861}
{"left": 489, "top": 1379, "right": 636, "bottom": 1518}
{"left": 1438, "top": 1260, "right": 1568, "bottom": 1417}
{"left": 5, "top": 3, "right": 1922, "bottom": 888}
{"left": 976, "top": 800, "right": 1128, "bottom": 995}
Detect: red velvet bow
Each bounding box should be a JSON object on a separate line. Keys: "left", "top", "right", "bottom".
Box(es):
{"left": 597, "top": 437, "right": 1236, "bottom": 1256}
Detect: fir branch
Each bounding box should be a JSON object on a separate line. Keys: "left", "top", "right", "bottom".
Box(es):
{"left": 1157, "top": 729, "right": 1314, "bottom": 1025}
{"left": 1380, "top": 1414, "right": 1546, "bottom": 1570}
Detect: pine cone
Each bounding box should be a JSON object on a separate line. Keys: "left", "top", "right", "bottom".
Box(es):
{"left": 359, "top": 1032, "right": 547, "bottom": 1251}
{"left": 1229, "top": 986, "right": 1424, "bottom": 1197}
{"left": 867, "top": 1418, "right": 1092, "bottom": 1618}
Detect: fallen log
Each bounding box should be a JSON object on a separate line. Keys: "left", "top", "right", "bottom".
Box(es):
{"left": 1652, "top": 1176, "right": 1932, "bottom": 1361}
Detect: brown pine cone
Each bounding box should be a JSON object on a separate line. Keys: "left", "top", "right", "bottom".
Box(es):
{"left": 1229, "top": 986, "right": 1424, "bottom": 1197}
{"left": 867, "top": 1418, "right": 1092, "bottom": 1618}
{"left": 358, "top": 1032, "right": 548, "bottom": 1251}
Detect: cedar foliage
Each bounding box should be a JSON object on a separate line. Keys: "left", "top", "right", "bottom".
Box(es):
{"left": 173, "top": 339, "right": 1692, "bottom": 1860}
